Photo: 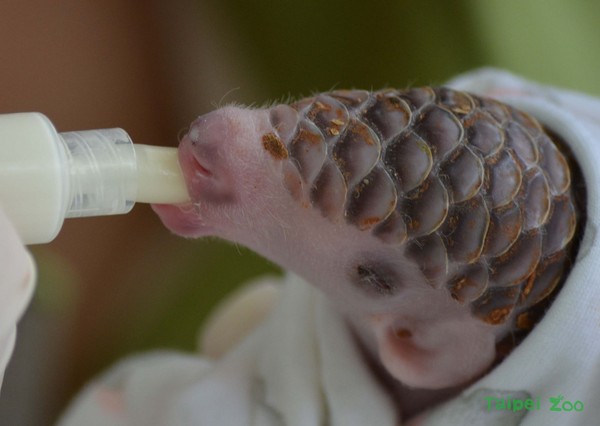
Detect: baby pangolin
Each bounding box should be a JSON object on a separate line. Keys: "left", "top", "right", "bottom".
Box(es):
{"left": 153, "top": 86, "right": 584, "bottom": 390}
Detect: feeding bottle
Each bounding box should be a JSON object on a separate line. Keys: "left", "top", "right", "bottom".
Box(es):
{"left": 0, "top": 112, "right": 189, "bottom": 244}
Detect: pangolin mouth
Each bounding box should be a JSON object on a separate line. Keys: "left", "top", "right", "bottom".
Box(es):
{"left": 178, "top": 138, "right": 213, "bottom": 197}
{"left": 151, "top": 203, "right": 213, "bottom": 237}
{"left": 151, "top": 138, "right": 215, "bottom": 237}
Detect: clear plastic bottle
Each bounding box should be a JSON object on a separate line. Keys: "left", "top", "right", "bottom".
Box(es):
{"left": 0, "top": 113, "right": 189, "bottom": 244}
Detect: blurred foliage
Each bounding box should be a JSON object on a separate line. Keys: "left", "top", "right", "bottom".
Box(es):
{"left": 215, "top": 0, "right": 600, "bottom": 97}
{"left": 113, "top": 240, "right": 281, "bottom": 354}
{"left": 464, "top": 0, "right": 600, "bottom": 94}
{"left": 215, "top": 0, "right": 486, "bottom": 96}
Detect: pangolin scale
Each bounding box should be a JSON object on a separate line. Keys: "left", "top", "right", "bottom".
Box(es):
{"left": 265, "top": 86, "right": 584, "bottom": 343}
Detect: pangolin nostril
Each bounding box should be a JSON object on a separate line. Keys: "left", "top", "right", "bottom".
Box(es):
{"left": 191, "top": 154, "right": 212, "bottom": 178}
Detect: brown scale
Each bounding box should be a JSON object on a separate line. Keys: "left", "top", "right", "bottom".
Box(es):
{"left": 267, "top": 86, "right": 585, "bottom": 351}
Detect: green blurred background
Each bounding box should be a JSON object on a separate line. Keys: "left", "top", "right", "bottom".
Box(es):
{"left": 0, "top": 0, "right": 598, "bottom": 424}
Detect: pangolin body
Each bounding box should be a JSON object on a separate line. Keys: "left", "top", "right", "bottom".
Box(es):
{"left": 264, "top": 87, "right": 583, "bottom": 338}
{"left": 154, "top": 85, "right": 585, "bottom": 386}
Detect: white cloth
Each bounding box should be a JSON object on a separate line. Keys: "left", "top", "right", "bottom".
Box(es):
{"left": 0, "top": 207, "right": 36, "bottom": 390}
{"left": 57, "top": 69, "right": 600, "bottom": 425}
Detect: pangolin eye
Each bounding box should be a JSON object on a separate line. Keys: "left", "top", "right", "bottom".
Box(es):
{"left": 354, "top": 261, "right": 401, "bottom": 297}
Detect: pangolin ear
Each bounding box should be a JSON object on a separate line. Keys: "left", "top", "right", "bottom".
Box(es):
{"left": 367, "top": 314, "right": 498, "bottom": 389}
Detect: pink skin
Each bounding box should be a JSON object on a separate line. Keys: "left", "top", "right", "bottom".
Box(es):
{"left": 152, "top": 106, "right": 505, "bottom": 414}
